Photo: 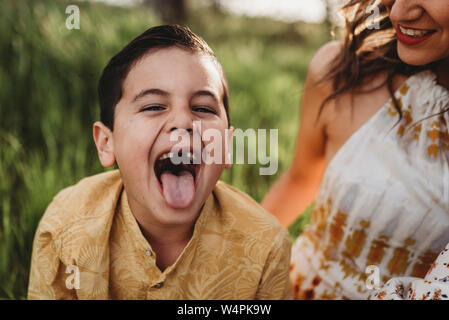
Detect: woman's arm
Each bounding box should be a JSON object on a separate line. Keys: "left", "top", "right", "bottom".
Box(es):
{"left": 261, "top": 41, "right": 341, "bottom": 227}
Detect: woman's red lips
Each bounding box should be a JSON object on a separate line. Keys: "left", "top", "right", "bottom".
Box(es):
{"left": 396, "top": 24, "right": 436, "bottom": 46}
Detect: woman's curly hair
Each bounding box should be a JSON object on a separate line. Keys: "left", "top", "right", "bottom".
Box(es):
{"left": 320, "top": 0, "right": 434, "bottom": 121}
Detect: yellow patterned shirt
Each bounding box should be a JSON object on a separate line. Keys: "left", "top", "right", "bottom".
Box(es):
{"left": 27, "top": 170, "right": 292, "bottom": 300}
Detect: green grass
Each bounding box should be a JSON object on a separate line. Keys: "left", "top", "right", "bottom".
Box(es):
{"left": 0, "top": 0, "right": 330, "bottom": 299}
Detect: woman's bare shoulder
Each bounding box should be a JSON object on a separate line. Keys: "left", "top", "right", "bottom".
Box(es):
{"left": 307, "top": 41, "right": 406, "bottom": 93}
{"left": 307, "top": 40, "right": 343, "bottom": 84}
{"left": 299, "top": 41, "right": 343, "bottom": 127}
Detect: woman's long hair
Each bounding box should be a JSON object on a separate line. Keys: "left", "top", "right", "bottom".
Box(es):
{"left": 320, "top": 0, "right": 432, "bottom": 121}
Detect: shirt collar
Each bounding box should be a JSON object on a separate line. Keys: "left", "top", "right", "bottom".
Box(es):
{"left": 118, "top": 186, "right": 216, "bottom": 275}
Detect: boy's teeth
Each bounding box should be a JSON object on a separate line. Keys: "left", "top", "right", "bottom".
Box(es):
{"left": 159, "top": 152, "right": 173, "bottom": 160}
{"left": 158, "top": 151, "right": 196, "bottom": 162}
{"left": 399, "top": 26, "right": 431, "bottom": 37}
{"left": 186, "top": 152, "right": 197, "bottom": 161}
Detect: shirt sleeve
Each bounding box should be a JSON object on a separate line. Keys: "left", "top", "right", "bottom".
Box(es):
{"left": 255, "top": 228, "right": 293, "bottom": 300}
{"left": 368, "top": 243, "right": 449, "bottom": 300}
{"left": 27, "top": 225, "right": 77, "bottom": 300}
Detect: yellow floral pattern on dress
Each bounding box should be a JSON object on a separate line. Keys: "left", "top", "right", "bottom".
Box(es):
{"left": 386, "top": 81, "right": 449, "bottom": 159}
{"left": 27, "top": 170, "right": 292, "bottom": 300}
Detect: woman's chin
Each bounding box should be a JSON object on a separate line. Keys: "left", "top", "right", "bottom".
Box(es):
{"left": 397, "top": 46, "right": 439, "bottom": 66}
{"left": 398, "top": 53, "right": 426, "bottom": 66}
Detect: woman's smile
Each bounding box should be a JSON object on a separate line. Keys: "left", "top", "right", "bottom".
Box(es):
{"left": 382, "top": 0, "right": 449, "bottom": 66}
{"left": 396, "top": 24, "right": 437, "bottom": 46}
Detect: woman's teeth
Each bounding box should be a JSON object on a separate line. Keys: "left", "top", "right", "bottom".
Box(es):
{"left": 399, "top": 26, "right": 433, "bottom": 37}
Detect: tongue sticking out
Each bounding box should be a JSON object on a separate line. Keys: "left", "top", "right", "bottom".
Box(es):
{"left": 160, "top": 171, "right": 195, "bottom": 208}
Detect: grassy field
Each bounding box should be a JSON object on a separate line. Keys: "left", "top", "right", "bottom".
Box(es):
{"left": 0, "top": 0, "right": 330, "bottom": 299}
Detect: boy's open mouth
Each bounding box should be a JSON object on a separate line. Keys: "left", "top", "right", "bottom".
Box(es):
{"left": 154, "top": 150, "right": 200, "bottom": 209}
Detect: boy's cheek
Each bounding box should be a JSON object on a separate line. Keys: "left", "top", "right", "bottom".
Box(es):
{"left": 198, "top": 116, "right": 228, "bottom": 133}
{"left": 114, "top": 126, "right": 157, "bottom": 156}
{"left": 202, "top": 164, "right": 226, "bottom": 187}
{"left": 200, "top": 127, "right": 232, "bottom": 165}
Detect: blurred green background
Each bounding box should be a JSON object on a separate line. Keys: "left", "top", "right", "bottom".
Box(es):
{"left": 0, "top": 0, "right": 330, "bottom": 299}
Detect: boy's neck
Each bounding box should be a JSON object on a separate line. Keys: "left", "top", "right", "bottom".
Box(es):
{"left": 138, "top": 222, "right": 194, "bottom": 271}
{"left": 125, "top": 194, "right": 198, "bottom": 270}
{"left": 138, "top": 220, "right": 194, "bottom": 244}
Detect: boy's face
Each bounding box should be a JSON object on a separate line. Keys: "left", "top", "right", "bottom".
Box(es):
{"left": 94, "top": 47, "right": 232, "bottom": 226}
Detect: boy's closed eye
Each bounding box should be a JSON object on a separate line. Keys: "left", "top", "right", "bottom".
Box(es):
{"left": 141, "top": 105, "right": 217, "bottom": 114}
{"left": 141, "top": 105, "right": 166, "bottom": 112}
{"left": 192, "top": 106, "right": 217, "bottom": 114}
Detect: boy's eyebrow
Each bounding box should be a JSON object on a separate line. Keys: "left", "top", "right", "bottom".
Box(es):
{"left": 192, "top": 90, "right": 219, "bottom": 103}
{"left": 132, "top": 88, "right": 220, "bottom": 103}
{"left": 133, "top": 88, "right": 169, "bottom": 102}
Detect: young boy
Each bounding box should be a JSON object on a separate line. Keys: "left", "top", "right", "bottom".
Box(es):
{"left": 27, "top": 25, "right": 291, "bottom": 300}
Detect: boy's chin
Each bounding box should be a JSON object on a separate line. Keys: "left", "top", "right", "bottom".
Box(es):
{"left": 164, "top": 196, "right": 195, "bottom": 210}
{"left": 159, "top": 185, "right": 206, "bottom": 212}
{"left": 151, "top": 197, "right": 204, "bottom": 226}
{"left": 156, "top": 184, "right": 210, "bottom": 218}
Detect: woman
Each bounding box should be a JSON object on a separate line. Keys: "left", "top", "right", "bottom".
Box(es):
{"left": 262, "top": 0, "right": 449, "bottom": 299}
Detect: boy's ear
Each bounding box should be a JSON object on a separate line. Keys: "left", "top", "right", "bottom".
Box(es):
{"left": 224, "top": 126, "right": 234, "bottom": 169}
{"left": 93, "top": 121, "right": 116, "bottom": 167}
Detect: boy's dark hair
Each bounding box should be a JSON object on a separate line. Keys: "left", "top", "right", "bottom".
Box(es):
{"left": 98, "top": 25, "right": 230, "bottom": 130}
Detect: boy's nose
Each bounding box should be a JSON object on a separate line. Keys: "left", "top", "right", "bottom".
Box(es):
{"left": 166, "top": 107, "right": 194, "bottom": 133}
{"left": 170, "top": 127, "right": 193, "bottom": 133}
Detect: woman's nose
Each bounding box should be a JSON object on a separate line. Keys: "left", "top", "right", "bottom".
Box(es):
{"left": 386, "top": 0, "right": 424, "bottom": 23}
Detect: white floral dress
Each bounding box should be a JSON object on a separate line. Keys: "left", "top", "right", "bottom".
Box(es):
{"left": 290, "top": 70, "right": 449, "bottom": 300}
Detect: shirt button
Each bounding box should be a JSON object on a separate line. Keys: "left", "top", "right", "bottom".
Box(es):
{"left": 153, "top": 282, "right": 163, "bottom": 289}
{"left": 145, "top": 249, "right": 152, "bottom": 257}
